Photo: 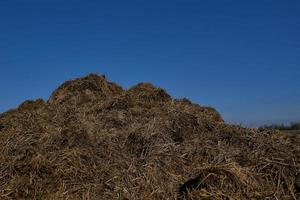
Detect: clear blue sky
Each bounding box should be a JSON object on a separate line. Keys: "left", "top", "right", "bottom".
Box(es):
{"left": 0, "top": 0, "right": 299, "bottom": 127}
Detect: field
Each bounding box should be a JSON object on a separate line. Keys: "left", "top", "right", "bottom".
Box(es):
{"left": 282, "top": 130, "right": 300, "bottom": 135}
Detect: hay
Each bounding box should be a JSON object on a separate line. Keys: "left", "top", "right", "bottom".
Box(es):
{"left": 0, "top": 74, "right": 299, "bottom": 199}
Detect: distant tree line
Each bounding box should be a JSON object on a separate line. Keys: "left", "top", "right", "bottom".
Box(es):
{"left": 261, "top": 122, "right": 300, "bottom": 130}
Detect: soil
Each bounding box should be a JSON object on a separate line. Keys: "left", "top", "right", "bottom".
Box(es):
{"left": 0, "top": 74, "right": 299, "bottom": 199}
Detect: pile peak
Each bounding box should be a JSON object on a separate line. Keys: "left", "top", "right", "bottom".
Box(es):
{"left": 48, "top": 73, "right": 123, "bottom": 104}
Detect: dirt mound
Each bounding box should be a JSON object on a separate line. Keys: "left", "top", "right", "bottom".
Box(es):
{"left": 0, "top": 74, "right": 299, "bottom": 200}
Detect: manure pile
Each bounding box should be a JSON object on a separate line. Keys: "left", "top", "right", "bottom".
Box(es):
{"left": 0, "top": 74, "right": 299, "bottom": 200}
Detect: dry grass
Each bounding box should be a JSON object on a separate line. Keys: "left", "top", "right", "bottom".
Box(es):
{"left": 0, "top": 74, "right": 299, "bottom": 199}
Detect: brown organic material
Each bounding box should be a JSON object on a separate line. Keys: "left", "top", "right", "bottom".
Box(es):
{"left": 0, "top": 74, "right": 299, "bottom": 199}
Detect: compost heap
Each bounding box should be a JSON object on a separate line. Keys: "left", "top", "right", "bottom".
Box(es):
{"left": 0, "top": 74, "right": 299, "bottom": 200}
